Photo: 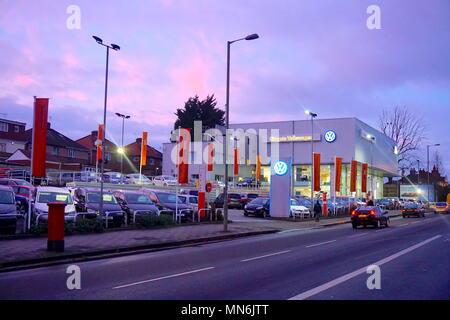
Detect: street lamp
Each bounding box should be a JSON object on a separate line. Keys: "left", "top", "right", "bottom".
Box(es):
{"left": 93, "top": 35, "right": 120, "bottom": 216}
{"left": 427, "top": 143, "right": 440, "bottom": 203}
{"left": 224, "top": 33, "right": 259, "bottom": 232}
{"left": 305, "top": 110, "right": 318, "bottom": 221}
{"left": 115, "top": 112, "right": 130, "bottom": 181}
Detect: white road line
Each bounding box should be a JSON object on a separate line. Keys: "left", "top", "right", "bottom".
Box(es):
{"left": 241, "top": 250, "right": 291, "bottom": 262}
{"left": 305, "top": 240, "right": 336, "bottom": 248}
{"left": 348, "top": 233, "right": 368, "bottom": 238}
{"left": 411, "top": 221, "right": 422, "bottom": 224}
{"left": 289, "top": 234, "right": 442, "bottom": 300}
{"left": 112, "top": 267, "right": 215, "bottom": 289}
{"left": 278, "top": 228, "right": 310, "bottom": 234}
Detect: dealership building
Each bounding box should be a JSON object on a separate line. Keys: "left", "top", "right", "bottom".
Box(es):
{"left": 162, "top": 117, "right": 399, "bottom": 199}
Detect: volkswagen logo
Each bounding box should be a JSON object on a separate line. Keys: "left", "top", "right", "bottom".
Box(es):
{"left": 324, "top": 130, "right": 337, "bottom": 143}
{"left": 273, "top": 160, "right": 288, "bottom": 176}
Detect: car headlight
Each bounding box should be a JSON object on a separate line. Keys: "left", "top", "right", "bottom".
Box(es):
{"left": 256, "top": 206, "right": 263, "bottom": 210}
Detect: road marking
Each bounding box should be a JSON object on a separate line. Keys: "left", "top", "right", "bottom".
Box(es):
{"left": 305, "top": 240, "right": 336, "bottom": 248}
{"left": 411, "top": 221, "right": 422, "bottom": 224}
{"left": 348, "top": 233, "right": 368, "bottom": 238}
{"left": 289, "top": 234, "right": 442, "bottom": 300}
{"left": 112, "top": 267, "right": 215, "bottom": 289}
{"left": 278, "top": 228, "right": 310, "bottom": 234}
{"left": 241, "top": 250, "right": 291, "bottom": 262}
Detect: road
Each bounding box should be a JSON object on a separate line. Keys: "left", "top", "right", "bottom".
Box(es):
{"left": 0, "top": 212, "right": 448, "bottom": 300}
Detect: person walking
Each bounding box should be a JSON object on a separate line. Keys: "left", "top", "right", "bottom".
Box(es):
{"left": 314, "top": 200, "right": 322, "bottom": 222}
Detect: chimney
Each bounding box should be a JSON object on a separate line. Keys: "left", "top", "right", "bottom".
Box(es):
{"left": 47, "top": 122, "right": 51, "bottom": 129}
{"left": 92, "top": 130, "right": 98, "bottom": 138}
{"left": 136, "top": 138, "right": 142, "bottom": 143}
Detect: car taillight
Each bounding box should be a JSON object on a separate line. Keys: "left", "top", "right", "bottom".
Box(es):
{"left": 402, "top": 209, "right": 405, "bottom": 212}
{"left": 351, "top": 210, "right": 357, "bottom": 216}
{"left": 370, "top": 210, "right": 376, "bottom": 216}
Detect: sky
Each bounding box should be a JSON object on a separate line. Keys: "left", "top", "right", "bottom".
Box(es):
{"left": 0, "top": 0, "right": 449, "bottom": 175}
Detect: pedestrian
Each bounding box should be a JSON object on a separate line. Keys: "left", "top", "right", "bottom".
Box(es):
{"left": 367, "top": 199, "right": 374, "bottom": 206}
{"left": 314, "top": 200, "right": 322, "bottom": 221}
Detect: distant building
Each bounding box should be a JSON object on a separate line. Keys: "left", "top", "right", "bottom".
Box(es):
{"left": 0, "top": 118, "right": 27, "bottom": 160}
{"left": 6, "top": 122, "right": 90, "bottom": 171}
{"left": 123, "top": 138, "right": 162, "bottom": 176}
{"left": 76, "top": 130, "right": 120, "bottom": 172}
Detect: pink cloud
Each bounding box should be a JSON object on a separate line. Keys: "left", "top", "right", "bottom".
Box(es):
{"left": 63, "top": 53, "right": 80, "bottom": 69}
{"left": 13, "top": 75, "right": 35, "bottom": 86}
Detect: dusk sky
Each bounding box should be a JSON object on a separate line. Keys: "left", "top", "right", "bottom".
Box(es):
{"left": 0, "top": 0, "right": 449, "bottom": 174}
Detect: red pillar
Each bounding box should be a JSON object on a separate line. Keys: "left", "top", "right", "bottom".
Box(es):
{"left": 47, "top": 202, "right": 66, "bottom": 252}
{"left": 322, "top": 192, "right": 327, "bottom": 216}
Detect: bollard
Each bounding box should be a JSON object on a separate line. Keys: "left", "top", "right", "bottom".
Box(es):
{"left": 47, "top": 202, "right": 66, "bottom": 252}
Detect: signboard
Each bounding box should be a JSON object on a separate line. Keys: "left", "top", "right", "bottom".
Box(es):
{"left": 198, "top": 165, "right": 207, "bottom": 192}
{"left": 273, "top": 160, "right": 288, "bottom": 176}
{"left": 270, "top": 157, "right": 291, "bottom": 218}
{"left": 324, "top": 130, "right": 336, "bottom": 143}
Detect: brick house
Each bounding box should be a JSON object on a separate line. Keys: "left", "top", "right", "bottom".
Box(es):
{"left": 123, "top": 138, "right": 162, "bottom": 176}
{"left": 0, "top": 118, "right": 27, "bottom": 160}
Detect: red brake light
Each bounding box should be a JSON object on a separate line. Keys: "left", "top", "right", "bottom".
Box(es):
{"left": 370, "top": 210, "right": 376, "bottom": 216}
{"left": 351, "top": 210, "right": 357, "bottom": 216}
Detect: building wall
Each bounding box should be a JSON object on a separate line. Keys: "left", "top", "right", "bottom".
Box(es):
{"left": 0, "top": 138, "right": 26, "bottom": 154}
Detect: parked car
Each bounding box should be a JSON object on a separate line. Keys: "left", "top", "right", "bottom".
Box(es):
{"left": 433, "top": 202, "right": 449, "bottom": 214}
{"left": 113, "top": 191, "right": 159, "bottom": 222}
{"left": 177, "top": 194, "right": 210, "bottom": 217}
{"left": 146, "top": 190, "right": 194, "bottom": 222}
{"left": 0, "top": 185, "right": 19, "bottom": 234}
{"left": 236, "top": 177, "right": 260, "bottom": 187}
{"left": 402, "top": 203, "right": 425, "bottom": 218}
{"left": 290, "top": 198, "right": 311, "bottom": 218}
{"left": 351, "top": 206, "right": 390, "bottom": 228}
{"left": 243, "top": 197, "right": 270, "bottom": 218}
{"left": 126, "top": 174, "right": 153, "bottom": 185}
{"left": 0, "top": 178, "right": 33, "bottom": 188}
{"left": 209, "top": 180, "right": 225, "bottom": 188}
{"left": 214, "top": 193, "right": 246, "bottom": 209}
{"left": 152, "top": 175, "right": 178, "bottom": 186}
{"left": 10, "top": 185, "right": 31, "bottom": 214}
{"left": 72, "top": 188, "right": 125, "bottom": 227}
{"left": 103, "top": 172, "right": 127, "bottom": 184}
{"left": 32, "top": 186, "right": 77, "bottom": 224}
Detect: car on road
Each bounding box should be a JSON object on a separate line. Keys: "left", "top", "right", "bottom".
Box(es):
{"left": 32, "top": 186, "right": 77, "bottom": 224}
{"left": 290, "top": 198, "right": 311, "bottom": 218}
{"left": 0, "top": 185, "right": 19, "bottom": 234}
{"left": 72, "top": 188, "right": 125, "bottom": 227}
{"left": 433, "top": 202, "right": 449, "bottom": 214}
{"left": 402, "top": 203, "right": 425, "bottom": 218}
{"left": 243, "top": 197, "right": 270, "bottom": 218}
{"left": 146, "top": 190, "right": 194, "bottom": 222}
{"left": 103, "top": 172, "right": 127, "bottom": 184}
{"left": 152, "top": 175, "right": 178, "bottom": 186}
{"left": 113, "top": 191, "right": 159, "bottom": 222}
{"left": 351, "top": 206, "right": 389, "bottom": 229}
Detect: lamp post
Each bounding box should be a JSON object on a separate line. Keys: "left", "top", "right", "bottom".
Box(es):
{"left": 427, "top": 144, "right": 440, "bottom": 203}
{"left": 115, "top": 112, "right": 130, "bottom": 182}
{"left": 93, "top": 36, "right": 120, "bottom": 216}
{"left": 305, "top": 110, "right": 318, "bottom": 221}
{"left": 223, "top": 33, "right": 259, "bottom": 232}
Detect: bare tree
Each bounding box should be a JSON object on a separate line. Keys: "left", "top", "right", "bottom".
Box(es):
{"left": 378, "top": 106, "right": 427, "bottom": 168}
{"left": 432, "top": 150, "right": 443, "bottom": 174}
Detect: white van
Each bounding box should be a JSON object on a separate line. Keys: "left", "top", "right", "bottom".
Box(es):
{"left": 33, "top": 186, "right": 77, "bottom": 224}
{"left": 152, "top": 175, "right": 178, "bottom": 186}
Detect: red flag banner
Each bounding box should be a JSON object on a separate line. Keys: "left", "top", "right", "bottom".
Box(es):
{"left": 350, "top": 160, "right": 358, "bottom": 193}
{"left": 256, "top": 155, "right": 262, "bottom": 180}
{"left": 361, "top": 163, "right": 368, "bottom": 193}
{"left": 96, "top": 124, "right": 104, "bottom": 162}
{"left": 32, "top": 98, "right": 49, "bottom": 177}
{"left": 322, "top": 192, "right": 327, "bottom": 216}
{"left": 207, "top": 143, "right": 214, "bottom": 171}
{"left": 177, "top": 128, "right": 190, "bottom": 184}
{"left": 233, "top": 148, "right": 239, "bottom": 175}
{"left": 140, "top": 132, "right": 148, "bottom": 167}
{"left": 198, "top": 192, "right": 205, "bottom": 217}
{"left": 313, "top": 153, "right": 321, "bottom": 191}
{"left": 334, "top": 157, "right": 342, "bottom": 193}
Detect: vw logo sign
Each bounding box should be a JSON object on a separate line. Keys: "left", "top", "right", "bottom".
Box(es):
{"left": 324, "top": 130, "right": 337, "bottom": 143}
{"left": 273, "top": 160, "right": 288, "bottom": 176}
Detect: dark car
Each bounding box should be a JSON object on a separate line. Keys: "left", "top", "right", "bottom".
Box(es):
{"left": 236, "top": 178, "right": 260, "bottom": 187}
{"left": 72, "top": 188, "right": 125, "bottom": 227}
{"left": 0, "top": 185, "right": 19, "bottom": 234}
{"left": 402, "top": 203, "right": 425, "bottom": 218}
{"left": 214, "top": 193, "right": 246, "bottom": 209}
{"left": 351, "top": 206, "right": 389, "bottom": 229}
{"left": 243, "top": 197, "right": 270, "bottom": 218}
{"left": 147, "top": 191, "right": 194, "bottom": 222}
{"left": 113, "top": 191, "right": 159, "bottom": 223}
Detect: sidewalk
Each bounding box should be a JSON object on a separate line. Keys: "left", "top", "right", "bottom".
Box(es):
{"left": 0, "top": 211, "right": 402, "bottom": 270}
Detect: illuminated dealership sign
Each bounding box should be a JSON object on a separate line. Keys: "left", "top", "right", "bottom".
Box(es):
{"left": 324, "top": 130, "right": 337, "bottom": 143}
{"left": 269, "top": 135, "right": 319, "bottom": 142}
{"left": 273, "top": 160, "right": 288, "bottom": 176}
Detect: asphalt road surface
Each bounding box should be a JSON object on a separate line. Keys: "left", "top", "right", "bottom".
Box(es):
{"left": 0, "top": 213, "right": 449, "bottom": 300}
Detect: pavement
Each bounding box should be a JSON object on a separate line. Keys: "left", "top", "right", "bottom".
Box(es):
{"left": 1, "top": 211, "right": 448, "bottom": 300}
{"left": 0, "top": 209, "right": 401, "bottom": 270}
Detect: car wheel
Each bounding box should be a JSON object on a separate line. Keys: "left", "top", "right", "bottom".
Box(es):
{"left": 262, "top": 211, "right": 267, "bottom": 218}
{"left": 243, "top": 212, "right": 248, "bottom": 216}
{"left": 374, "top": 220, "right": 380, "bottom": 228}
{"left": 384, "top": 219, "right": 389, "bottom": 227}
{"left": 402, "top": 215, "right": 406, "bottom": 218}
{"left": 352, "top": 223, "right": 357, "bottom": 229}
